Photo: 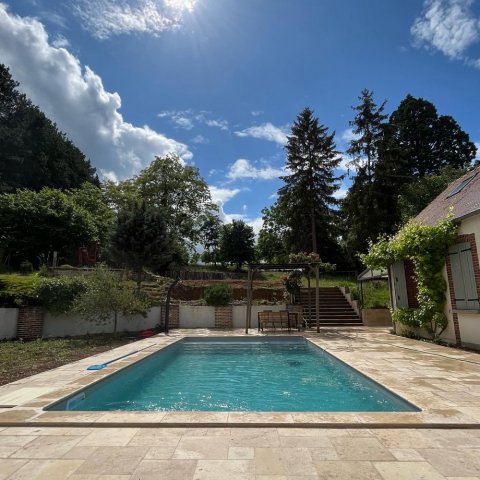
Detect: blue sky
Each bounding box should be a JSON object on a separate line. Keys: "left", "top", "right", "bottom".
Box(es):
{"left": 1, "top": 0, "right": 479, "bottom": 233}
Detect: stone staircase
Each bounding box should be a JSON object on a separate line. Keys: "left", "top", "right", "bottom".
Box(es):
{"left": 296, "top": 287, "right": 362, "bottom": 327}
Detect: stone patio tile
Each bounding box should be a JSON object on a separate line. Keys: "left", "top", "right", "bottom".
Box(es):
{"left": 374, "top": 461, "right": 446, "bottom": 480}
{"left": 280, "top": 447, "right": 316, "bottom": 476}
{"left": 277, "top": 428, "right": 349, "bottom": 437}
{"left": 389, "top": 448, "right": 425, "bottom": 461}
{"left": 7, "top": 459, "right": 84, "bottom": 480}
{"left": 144, "top": 446, "right": 177, "bottom": 459}
{"left": 69, "top": 476, "right": 131, "bottom": 480}
{"left": 228, "top": 413, "right": 294, "bottom": 424}
{"left": 0, "top": 409, "right": 37, "bottom": 423}
{"left": 373, "top": 429, "right": 443, "bottom": 449}
{"left": 128, "top": 430, "right": 182, "bottom": 447}
{"left": 418, "top": 449, "right": 480, "bottom": 477}
{"left": 173, "top": 436, "right": 229, "bottom": 459}
{"left": 194, "top": 459, "right": 254, "bottom": 480}
{"left": 0, "top": 458, "right": 28, "bottom": 480}
{"left": 78, "top": 428, "right": 139, "bottom": 446}
{"left": 331, "top": 437, "right": 395, "bottom": 461}
{"left": 308, "top": 447, "right": 339, "bottom": 461}
{"left": 62, "top": 446, "right": 99, "bottom": 459}
{"left": 95, "top": 412, "right": 166, "bottom": 424}
{"left": 229, "top": 428, "right": 280, "bottom": 448}
{"left": 74, "top": 446, "right": 148, "bottom": 475}
{"left": 32, "top": 412, "right": 103, "bottom": 423}
{"left": 205, "top": 427, "right": 231, "bottom": 436}
{"left": 162, "top": 412, "right": 229, "bottom": 424}
{"left": 279, "top": 435, "right": 332, "bottom": 448}
{"left": 228, "top": 447, "right": 254, "bottom": 460}
{"left": 314, "top": 460, "right": 382, "bottom": 479}
{"left": 10, "top": 435, "right": 82, "bottom": 459}
{"left": 254, "top": 448, "right": 287, "bottom": 475}
{"left": 131, "top": 459, "right": 197, "bottom": 480}
{"left": 2, "top": 427, "right": 79, "bottom": 436}
{"left": 253, "top": 476, "right": 288, "bottom": 480}
{"left": 0, "top": 435, "right": 37, "bottom": 446}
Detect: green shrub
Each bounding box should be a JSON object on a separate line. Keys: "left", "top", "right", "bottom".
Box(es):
{"left": 0, "top": 274, "right": 39, "bottom": 306}
{"left": 204, "top": 284, "right": 232, "bottom": 306}
{"left": 35, "top": 276, "right": 88, "bottom": 315}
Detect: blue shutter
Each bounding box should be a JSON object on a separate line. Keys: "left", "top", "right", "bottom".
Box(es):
{"left": 449, "top": 243, "right": 480, "bottom": 310}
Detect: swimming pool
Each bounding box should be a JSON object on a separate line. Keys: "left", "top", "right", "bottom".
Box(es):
{"left": 48, "top": 337, "right": 419, "bottom": 412}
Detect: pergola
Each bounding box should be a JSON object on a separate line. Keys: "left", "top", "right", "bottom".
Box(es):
{"left": 245, "top": 262, "right": 322, "bottom": 334}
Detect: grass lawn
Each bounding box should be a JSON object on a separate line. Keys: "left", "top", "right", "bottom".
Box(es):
{"left": 0, "top": 335, "right": 134, "bottom": 386}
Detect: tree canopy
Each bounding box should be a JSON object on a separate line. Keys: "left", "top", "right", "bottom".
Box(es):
{"left": 277, "top": 107, "right": 342, "bottom": 260}
{"left": 0, "top": 64, "right": 98, "bottom": 193}
{"left": 219, "top": 220, "right": 255, "bottom": 270}
{"left": 105, "top": 154, "right": 217, "bottom": 252}
{"left": 111, "top": 202, "right": 176, "bottom": 286}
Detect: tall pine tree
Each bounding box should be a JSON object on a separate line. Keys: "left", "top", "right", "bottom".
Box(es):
{"left": 277, "top": 108, "right": 342, "bottom": 259}
{"left": 341, "top": 89, "right": 389, "bottom": 264}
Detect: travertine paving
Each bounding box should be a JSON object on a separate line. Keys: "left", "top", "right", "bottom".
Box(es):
{"left": 1, "top": 426, "right": 480, "bottom": 479}
{"left": 1, "top": 328, "right": 480, "bottom": 477}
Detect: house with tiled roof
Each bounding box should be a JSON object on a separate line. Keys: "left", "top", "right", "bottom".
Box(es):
{"left": 390, "top": 165, "right": 480, "bottom": 349}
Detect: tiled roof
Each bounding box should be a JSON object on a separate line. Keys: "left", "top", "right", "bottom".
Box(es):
{"left": 415, "top": 165, "right": 480, "bottom": 225}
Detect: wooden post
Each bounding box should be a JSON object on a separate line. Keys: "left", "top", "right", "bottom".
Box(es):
{"left": 315, "top": 264, "right": 320, "bottom": 333}
{"left": 246, "top": 266, "right": 253, "bottom": 334}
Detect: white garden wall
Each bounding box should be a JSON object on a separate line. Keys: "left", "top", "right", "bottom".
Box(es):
{"left": 0, "top": 308, "right": 18, "bottom": 339}
{"left": 0, "top": 304, "right": 290, "bottom": 339}
{"left": 179, "top": 305, "right": 215, "bottom": 328}
{"left": 42, "top": 307, "right": 161, "bottom": 338}
{"left": 232, "top": 305, "right": 287, "bottom": 329}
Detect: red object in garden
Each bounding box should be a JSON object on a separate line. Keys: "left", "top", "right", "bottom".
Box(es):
{"left": 140, "top": 330, "right": 154, "bottom": 338}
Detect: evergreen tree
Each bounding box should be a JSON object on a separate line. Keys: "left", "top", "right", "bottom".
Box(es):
{"left": 0, "top": 64, "right": 98, "bottom": 192}
{"left": 386, "top": 95, "right": 476, "bottom": 178}
{"left": 111, "top": 202, "right": 175, "bottom": 288}
{"left": 341, "top": 90, "right": 389, "bottom": 264}
{"left": 219, "top": 220, "right": 255, "bottom": 271}
{"left": 278, "top": 108, "right": 342, "bottom": 258}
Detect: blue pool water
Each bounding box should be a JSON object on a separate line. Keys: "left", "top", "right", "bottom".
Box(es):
{"left": 49, "top": 337, "right": 419, "bottom": 412}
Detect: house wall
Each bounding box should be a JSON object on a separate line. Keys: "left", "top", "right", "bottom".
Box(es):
{"left": 391, "top": 213, "right": 480, "bottom": 350}
{"left": 445, "top": 214, "right": 480, "bottom": 349}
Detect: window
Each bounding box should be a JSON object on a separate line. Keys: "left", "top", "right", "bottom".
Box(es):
{"left": 448, "top": 243, "right": 480, "bottom": 310}
{"left": 446, "top": 173, "right": 477, "bottom": 198}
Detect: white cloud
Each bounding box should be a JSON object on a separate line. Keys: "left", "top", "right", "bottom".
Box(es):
{"left": 0, "top": 4, "right": 191, "bottom": 179}
{"left": 192, "top": 134, "right": 209, "bottom": 144}
{"left": 340, "top": 128, "right": 359, "bottom": 143}
{"left": 475, "top": 142, "right": 480, "bottom": 159}
{"left": 72, "top": 0, "right": 197, "bottom": 40}
{"left": 209, "top": 186, "right": 240, "bottom": 204}
{"left": 333, "top": 188, "right": 348, "bottom": 200}
{"left": 235, "top": 122, "right": 289, "bottom": 145}
{"left": 205, "top": 119, "right": 229, "bottom": 131}
{"left": 227, "top": 159, "right": 285, "bottom": 181}
{"left": 100, "top": 169, "right": 119, "bottom": 183}
{"left": 158, "top": 109, "right": 229, "bottom": 131}
{"left": 51, "top": 34, "right": 70, "bottom": 48}
{"left": 411, "top": 0, "right": 480, "bottom": 66}
{"left": 248, "top": 217, "right": 264, "bottom": 236}
{"left": 209, "top": 186, "right": 241, "bottom": 223}
{"left": 250, "top": 110, "right": 263, "bottom": 116}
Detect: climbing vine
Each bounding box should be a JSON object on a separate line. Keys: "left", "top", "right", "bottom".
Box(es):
{"left": 361, "top": 215, "right": 458, "bottom": 339}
